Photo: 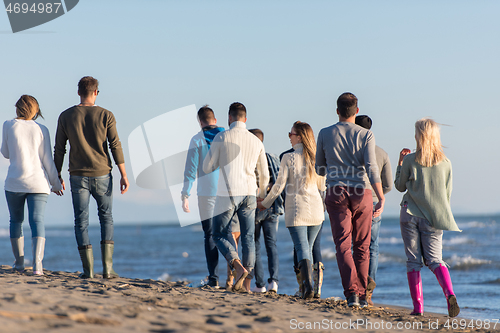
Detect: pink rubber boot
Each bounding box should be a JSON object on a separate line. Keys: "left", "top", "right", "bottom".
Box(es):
{"left": 407, "top": 270, "right": 423, "bottom": 316}
{"left": 434, "top": 264, "right": 460, "bottom": 317}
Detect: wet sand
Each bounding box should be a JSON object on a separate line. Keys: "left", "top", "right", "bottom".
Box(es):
{"left": 0, "top": 265, "right": 493, "bottom": 333}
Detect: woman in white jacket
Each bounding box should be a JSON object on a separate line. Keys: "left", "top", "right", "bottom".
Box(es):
{"left": 1, "top": 95, "right": 63, "bottom": 275}
{"left": 258, "top": 121, "right": 325, "bottom": 299}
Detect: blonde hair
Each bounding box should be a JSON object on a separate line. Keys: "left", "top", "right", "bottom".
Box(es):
{"left": 293, "top": 121, "right": 317, "bottom": 184}
{"left": 414, "top": 118, "right": 446, "bottom": 167}
{"left": 15, "top": 95, "right": 43, "bottom": 120}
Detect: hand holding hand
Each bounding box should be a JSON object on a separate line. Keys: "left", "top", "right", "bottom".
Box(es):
{"left": 59, "top": 177, "right": 66, "bottom": 190}
{"left": 52, "top": 189, "right": 64, "bottom": 196}
{"left": 257, "top": 201, "right": 266, "bottom": 211}
{"left": 53, "top": 177, "right": 65, "bottom": 196}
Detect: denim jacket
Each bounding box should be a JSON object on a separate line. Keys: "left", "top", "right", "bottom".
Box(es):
{"left": 256, "top": 152, "right": 284, "bottom": 221}
{"left": 181, "top": 125, "right": 224, "bottom": 197}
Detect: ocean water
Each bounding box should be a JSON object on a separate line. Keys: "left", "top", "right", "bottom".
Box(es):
{"left": 0, "top": 215, "right": 498, "bottom": 320}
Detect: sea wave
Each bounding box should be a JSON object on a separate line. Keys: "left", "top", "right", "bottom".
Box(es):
{"left": 379, "top": 237, "right": 403, "bottom": 244}
{"left": 158, "top": 272, "right": 170, "bottom": 281}
{"left": 45, "top": 229, "right": 74, "bottom": 237}
{"left": 457, "top": 221, "right": 488, "bottom": 229}
{"left": 378, "top": 254, "right": 406, "bottom": 264}
{"left": 447, "top": 254, "right": 492, "bottom": 270}
{"left": 443, "top": 236, "right": 473, "bottom": 246}
{"left": 321, "top": 247, "right": 336, "bottom": 260}
{"left": 0, "top": 228, "right": 9, "bottom": 238}
{"left": 189, "top": 225, "right": 203, "bottom": 232}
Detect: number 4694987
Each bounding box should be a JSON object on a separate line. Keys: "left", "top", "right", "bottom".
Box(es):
{"left": 443, "top": 319, "right": 499, "bottom": 330}
{"left": 5, "top": 3, "right": 62, "bottom": 14}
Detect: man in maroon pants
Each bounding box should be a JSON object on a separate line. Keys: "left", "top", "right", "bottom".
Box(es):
{"left": 315, "top": 92, "right": 385, "bottom": 308}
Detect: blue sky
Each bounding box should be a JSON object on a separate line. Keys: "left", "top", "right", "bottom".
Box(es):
{"left": 1, "top": 1, "right": 499, "bottom": 226}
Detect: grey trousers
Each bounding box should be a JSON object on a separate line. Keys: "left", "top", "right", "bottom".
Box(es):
{"left": 400, "top": 206, "right": 445, "bottom": 272}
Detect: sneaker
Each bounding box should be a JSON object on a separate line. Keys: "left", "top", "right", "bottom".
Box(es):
{"left": 359, "top": 300, "right": 369, "bottom": 308}
{"left": 267, "top": 281, "right": 278, "bottom": 293}
{"left": 347, "top": 293, "right": 360, "bottom": 307}
{"left": 251, "top": 286, "right": 267, "bottom": 293}
{"left": 206, "top": 280, "right": 219, "bottom": 289}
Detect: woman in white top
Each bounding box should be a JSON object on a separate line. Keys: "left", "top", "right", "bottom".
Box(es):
{"left": 1, "top": 95, "right": 63, "bottom": 275}
{"left": 258, "top": 121, "right": 325, "bottom": 299}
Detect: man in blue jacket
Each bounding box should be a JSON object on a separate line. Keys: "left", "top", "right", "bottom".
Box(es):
{"left": 181, "top": 105, "right": 224, "bottom": 288}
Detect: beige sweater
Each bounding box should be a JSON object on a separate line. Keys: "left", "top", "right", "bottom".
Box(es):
{"left": 261, "top": 144, "right": 325, "bottom": 227}
{"left": 203, "top": 121, "right": 269, "bottom": 198}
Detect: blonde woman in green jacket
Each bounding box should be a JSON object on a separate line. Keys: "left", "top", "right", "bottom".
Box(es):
{"left": 395, "top": 118, "right": 460, "bottom": 318}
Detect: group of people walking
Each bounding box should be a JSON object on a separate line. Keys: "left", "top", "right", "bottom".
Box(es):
{"left": 2, "top": 82, "right": 461, "bottom": 318}
{"left": 2, "top": 76, "right": 129, "bottom": 280}
{"left": 182, "top": 93, "right": 461, "bottom": 317}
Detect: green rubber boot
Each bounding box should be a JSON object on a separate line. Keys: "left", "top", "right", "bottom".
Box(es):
{"left": 78, "top": 245, "right": 94, "bottom": 278}
{"left": 101, "top": 240, "right": 119, "bottom": 279}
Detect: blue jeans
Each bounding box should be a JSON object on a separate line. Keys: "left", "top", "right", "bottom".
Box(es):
{"left": 293, "top": 222, "right": 324, "bottom": 267}
{"left": 198, "top": 196, "right": 219, "bottom": 283}
{"left": 213, "top": 195, "right": 256, "bottom": 276}
{"left": 70, "top": 173, "right": 114, "bottom": 248}
{"left": 368, "top": 202, "right": 382, "bottom": 281}
{"left": 288, "top": 225, "right": 321, "bottom": 262}
{"left": 6, "top": 191, "right": 48, "bottom": 238}
{"left": 254, "top": 211, "right": 279, "bottom": 287}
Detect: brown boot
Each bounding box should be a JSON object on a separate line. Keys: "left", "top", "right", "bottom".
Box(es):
{"left": 313, "top": 262, "right": 324, "bottom": 298}
{"left": 294, "top": 266, "right": 303, "bottom": 297}
{"left": 365, "top": 276, "right": 376, "bottom": 306}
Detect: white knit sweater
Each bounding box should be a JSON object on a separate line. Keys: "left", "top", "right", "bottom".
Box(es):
{"left": 203, "top": 121, "right": 269, "bottom": 198}
{"left": 1, "top": 119, "right": 62, "bottom": 194}
{"left": 261, "top": 144, "right": 325, "bottom": 227}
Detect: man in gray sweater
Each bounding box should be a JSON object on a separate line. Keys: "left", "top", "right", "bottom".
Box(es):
{"left": 355, "top": 115, "right": 393, "bottom": 306}
{"left": 316, "top": 93, "right": 385, "bottom": 307}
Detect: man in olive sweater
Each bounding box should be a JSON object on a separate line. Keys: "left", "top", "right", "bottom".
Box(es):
{"left": 54, "top": 76, "right": 129, "bottom": 279}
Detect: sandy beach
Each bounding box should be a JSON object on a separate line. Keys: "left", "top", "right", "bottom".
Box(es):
{"left": 0, "top": 265, "right": 495, "bottom": 333}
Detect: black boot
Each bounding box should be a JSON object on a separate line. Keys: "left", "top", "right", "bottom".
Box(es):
{"left": 78, "top": 245, "right": 94, "bottom": 278}
{"left": 299, "top": 259, "right": 314, "bottom": 299}
{"left": 101, "top": 240, "right": 119, "bottom": 279}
